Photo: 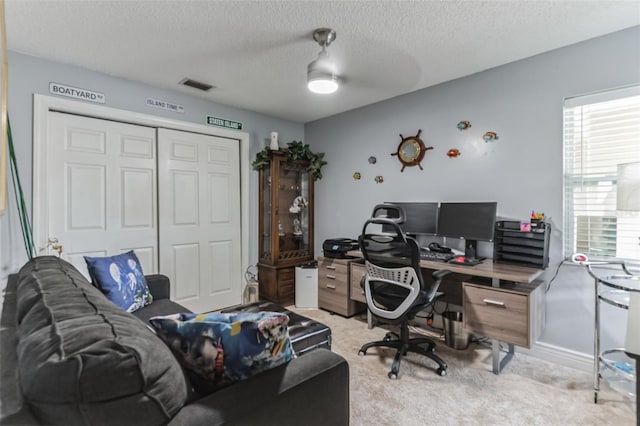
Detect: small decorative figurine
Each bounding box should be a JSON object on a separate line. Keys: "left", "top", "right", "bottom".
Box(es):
{"left": 293, "top": 218, "right": 303, "bottom": 236}
{"left": 47, "top": 237, "right": 64, "bottom": 256}
{"left": 368, "top": 156, "right": 377, "bottom": 164}
{"left": 483, "top": 131, "right": 499, "bottom": 142}
{"left": 391, "top": 129, "right": 433, "bottom": 172}
{"left": 446, "top": 148, "right": 461, "bottom": 158}
{"left": 456, "top": 120, "right": 471, "bottom": 131}
{"left": 289, "top": 195, "right": 308, "bottom": 213}
{"left": 353, "top": 172, "right": 361, "bottom": 180}
{"left": 278, "top": 221, "right": 285, "bottom": 236}
{"left": 374, "top": 175, "right": 384, "bottom": 184}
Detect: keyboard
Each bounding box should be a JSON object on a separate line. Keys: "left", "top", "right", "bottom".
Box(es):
{"left": 420, "top": 250, "right": 455, "bottom": 262}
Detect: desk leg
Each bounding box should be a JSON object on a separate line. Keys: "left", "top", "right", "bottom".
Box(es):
{"left": 492, "top": 340, "right": 515, "bottom": 374}
{"left": 489, "top": 277, "right": 516, "bottom": 374}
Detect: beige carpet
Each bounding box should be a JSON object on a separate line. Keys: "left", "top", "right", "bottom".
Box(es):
{"left": 289, "top": 307, "right": 637, "bottom": 426}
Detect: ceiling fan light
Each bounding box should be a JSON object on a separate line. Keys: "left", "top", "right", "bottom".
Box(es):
{"left": 307, "top": 28, "right": 340, "bottom": 95}
{"left": 307, "top": 55, "right": 339, "bottom": 94}
{"left": 307, "top": 75, "right": 339, "bottom": 94}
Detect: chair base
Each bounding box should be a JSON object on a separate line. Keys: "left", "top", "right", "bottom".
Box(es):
{"left": 358, "top": 325, "right": 447, "bottom": 379}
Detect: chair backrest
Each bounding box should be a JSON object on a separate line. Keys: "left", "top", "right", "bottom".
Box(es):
{"left": 358, "top": 214, "right": 429, "bottom": 321}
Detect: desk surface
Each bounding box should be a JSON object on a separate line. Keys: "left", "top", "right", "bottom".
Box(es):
{"left": 347, "top": 251, "right": 544, "bottom": 283}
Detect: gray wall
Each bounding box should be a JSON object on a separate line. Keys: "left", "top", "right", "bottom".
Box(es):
{"left": 0, "top": 51, "right": 304, "bottom": 279}
{"left": 305, "top": 26, "right": 640, "bottom": 355}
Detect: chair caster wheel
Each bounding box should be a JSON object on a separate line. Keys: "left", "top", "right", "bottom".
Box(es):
{"left": 437, "top": 367, "right": 447, "bottom": 376}
{"left": 388, "top": 372, "right": 398, "bottom": 380}
{"left": 383, "top": 332, "right": 397, "bottom": 342}
{"left": 358, "top": 350, "right": 366, "bottom": 356}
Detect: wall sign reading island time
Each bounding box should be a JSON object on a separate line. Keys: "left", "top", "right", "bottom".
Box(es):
{"left": 146, "top": 98, "right": 184, "bottom": 113}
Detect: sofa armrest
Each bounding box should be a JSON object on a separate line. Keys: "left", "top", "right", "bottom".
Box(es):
{"left": 145, "top": 274, "right": 171, "bottom": 300}
{"left": 167, "top": 348, "right": 349, "bottom": 426}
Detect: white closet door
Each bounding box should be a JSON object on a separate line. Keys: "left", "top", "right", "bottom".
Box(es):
{"left": 47, "top": 112, "right": 158, "bottom": 279}
{"left": 158, "top": 128, "right": 242, "bottom": 312}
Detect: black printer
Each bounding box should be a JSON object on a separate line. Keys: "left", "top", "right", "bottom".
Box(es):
{"left": 323, "top": 238, "right": 360, "bottom": 258}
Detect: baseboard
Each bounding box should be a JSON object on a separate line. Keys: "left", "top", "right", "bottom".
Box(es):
{"left": 517, "top": 341, "right": 593, "bottom": 373}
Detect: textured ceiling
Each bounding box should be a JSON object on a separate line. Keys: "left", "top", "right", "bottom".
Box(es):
{"left": 5, "top": 0, "right": 640, "bottom": 123}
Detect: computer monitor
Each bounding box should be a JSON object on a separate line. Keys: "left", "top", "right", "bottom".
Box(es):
{"left": 437, "top": 202, "right": 497, "bottom": 259}
{"left": 381, "top": 202, "right": 439, "bottom": 236}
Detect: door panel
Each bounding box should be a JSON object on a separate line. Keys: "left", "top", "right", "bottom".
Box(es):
{"left": 67, "top": 164, "right": 106, "bottom": 230}
{"left": 172, "top": 243, "right": 200, "bottom": 300}
{"left": 47, "top": 112, "right": 158, "bottom": 280}
{"left": 121, "top": 168, "right": 155, "bottom": 228}
{"left": 159, "top": 128, "right": 242, "bottom": 312}
{"left": 172, "top": 171, "right": 199, "bottom": 225}
{"left": 209, "top": 240, "right": 233, "bottom": 294}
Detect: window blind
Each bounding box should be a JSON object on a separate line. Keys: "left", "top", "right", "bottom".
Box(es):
{"left": 563, "top": 86, "right": 640, "bottom": 260}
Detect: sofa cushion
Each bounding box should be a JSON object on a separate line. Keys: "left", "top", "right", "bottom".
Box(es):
{"left": 150, "top": 312, "right": 295, "bottom": 395}
{"left": 84, "top": 250, "right": 153, "bottom": 312}
{"left": 15, "top": 256, "right": 189, "bottom": 425}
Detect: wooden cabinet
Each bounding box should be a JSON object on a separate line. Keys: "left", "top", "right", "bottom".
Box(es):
{"left": 257, "top": 264, "right": 296, "bottom": 306}
{"left": 462, "top": 280, "right": 545, "bottom": 348}
{"left": 257, "top": 152, "right": 314, "bottom": 305}
{"left": 317, "top": 256, "right": 365, "bottom": 317}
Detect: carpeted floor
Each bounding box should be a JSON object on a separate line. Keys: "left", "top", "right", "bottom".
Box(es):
{"left": 289, "top": 307, "right": 637, "bottom": 426}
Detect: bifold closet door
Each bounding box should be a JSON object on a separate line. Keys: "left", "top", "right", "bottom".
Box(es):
{"left": 46, "top": 112, "right": 158, "bottom": 279}
{"left": 158, "top": 128, "right": 242, "bottom": 312}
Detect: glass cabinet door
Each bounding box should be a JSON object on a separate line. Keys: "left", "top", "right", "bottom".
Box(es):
{"left": 260, "top": 166, "right": 272, "bottom": 262}
{"left": 277, "top": 160, "right": 311, "bottom": 261}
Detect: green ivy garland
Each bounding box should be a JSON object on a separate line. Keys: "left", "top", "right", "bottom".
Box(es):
{"left": 252, "top": 140, "right": 328, "bottom": 181}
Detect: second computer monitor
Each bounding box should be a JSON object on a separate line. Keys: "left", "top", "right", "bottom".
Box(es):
{"left": 437, "top": 202, "right": 498, "bottom": 258}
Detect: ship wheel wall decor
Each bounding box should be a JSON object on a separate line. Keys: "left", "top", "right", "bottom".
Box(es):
{"left": 390, "top": 129, "right": 433, "bottom": 172}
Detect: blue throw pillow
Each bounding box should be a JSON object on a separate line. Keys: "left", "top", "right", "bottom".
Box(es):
{"left": 150, "top": 312, "right": 295, "bottom": 394}
{"left": 84, "top": 251, "right": 153, "bottom": 312}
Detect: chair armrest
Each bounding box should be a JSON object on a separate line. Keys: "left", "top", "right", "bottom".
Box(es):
{"left": 167, "top": 348, "right": 349, "bottom": 426}
{"left": 145, "top": 274, "right": 171, "bottom": 300}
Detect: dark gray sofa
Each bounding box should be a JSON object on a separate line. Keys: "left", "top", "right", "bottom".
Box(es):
{"left": 0, "top": 256, "right": 349, "bottom": 425}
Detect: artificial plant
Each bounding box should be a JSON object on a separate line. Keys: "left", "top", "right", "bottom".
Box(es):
{"left": 252, "top": 140, "right": 327, "bottom": 181}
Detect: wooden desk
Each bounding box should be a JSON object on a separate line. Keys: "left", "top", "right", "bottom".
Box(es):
{"left": 417, "top": 258, "right": 544, "bottom": 283}
{"left": 348, "top": 251, "right": 546, "bottom": 374}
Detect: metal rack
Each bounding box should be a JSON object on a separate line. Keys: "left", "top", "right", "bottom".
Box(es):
{"left": 585, "top": 261, "right": 639, "bottom": 403}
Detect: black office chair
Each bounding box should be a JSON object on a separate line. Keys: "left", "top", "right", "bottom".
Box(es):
{"left": 357, "top": 204, "right": 451, "bottom": 379}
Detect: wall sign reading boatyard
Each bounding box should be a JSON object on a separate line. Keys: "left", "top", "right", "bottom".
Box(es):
{"left": 206, "top": 115, "right": 243, "bottom": 130}
{"left": 146, "top": 98, "right": 184, "bottom": 113}
{"left": 49, "top": 82, "right": 105, "bottom": 104}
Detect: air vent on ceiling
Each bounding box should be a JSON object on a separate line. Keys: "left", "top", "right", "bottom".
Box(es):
{"left": 179, "top": 78, "right": 215, "bottom": 92}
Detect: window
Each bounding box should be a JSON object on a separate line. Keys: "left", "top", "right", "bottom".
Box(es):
{"left": 563, "top": 86, "right": 640, "bottom": 261}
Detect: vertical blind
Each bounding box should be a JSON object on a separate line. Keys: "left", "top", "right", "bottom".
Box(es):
{"left": 563, "top": 86, "right": 640, "bottom": 260}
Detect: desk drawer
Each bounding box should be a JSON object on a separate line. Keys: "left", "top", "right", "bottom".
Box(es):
{"left": 318, "top": 258, "right": 349, "bottom": 276}
{"left": 350, "top": 262, "right": 367, "bottom": 304}
{"left": 317, "top": 256, "right": 363, "bottom": 317}
{"left": 318, "top": 274, "right": 348, "bottom": 295}
{"left": 463, "top": 283, "right": 529, "bottom": 347}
